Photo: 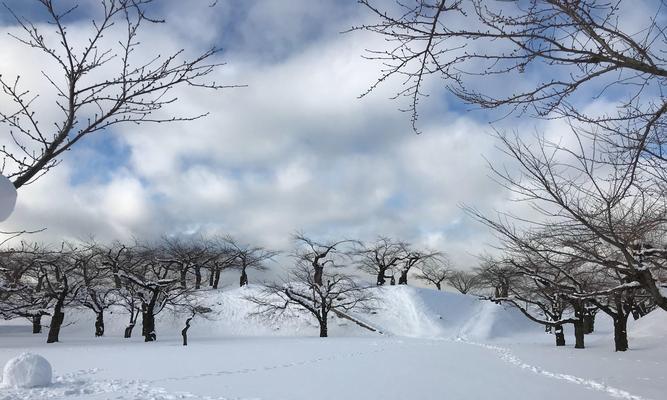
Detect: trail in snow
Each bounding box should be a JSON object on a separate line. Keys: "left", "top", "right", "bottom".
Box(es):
{"left": 149, "top": 347, "right": 385, "bottom": 383}
{"left": 451, "top": 338, "right": 651, "bottom": 400}
{"left": 1, "top": 369, "right": 235, "bottom": 400}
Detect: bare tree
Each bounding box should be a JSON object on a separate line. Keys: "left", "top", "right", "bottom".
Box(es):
{"left": 38, "top": 243, "right": 83, "bottom": 343}
{"left": 416, "top": 256, "right": 452, "bottom": 290}
{"left": 0, "top": 0, "right": 238, "bottom": 188}
{"left": 175, "top": 301, "right": 213, "bottom": 346}
{"left": 72, "top": 243, "right": 116, "bottom": 337}
{"left": 226, "top": 238, "right": 277, "bottom": 287}
{"left": 446, "top": 270, "right": 481, "bottom": 295}
{"left": 397, "top": 247, "right": 440, "bottom": 285}
{"left": 248, "top": 263, "right": 374, "bottom": 337}
{"left": 114, "top": 243, "right": 191, "bottom": 342}
{"left": 357, "top": 237, "right": 409, "bottom": 286}
{"left": 203, "top": 236, "right": 236, "bottom": 289}
{"left": 0, "top": 242, "right": 51, "bottom": 333}
{"left": 292, "top": 233, "right": 358, "bottom": 286}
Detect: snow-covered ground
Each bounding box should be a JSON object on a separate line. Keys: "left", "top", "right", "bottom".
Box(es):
{"left": 0, "top": 286, "right": 665, "bottom": 400}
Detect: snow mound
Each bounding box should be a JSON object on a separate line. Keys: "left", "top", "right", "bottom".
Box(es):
{"left": 629, "top": 308, "right": 667, "bottom": 338}
{"left": 365, "top": 286, "right": 537, "bottom": 340}
{"left": 2, "top": 353, "right": 52, "bottom": 388}
{"left": 458, "top": 300, "right": 536, "bottom": 341}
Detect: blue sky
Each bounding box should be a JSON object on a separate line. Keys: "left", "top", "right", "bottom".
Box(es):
{"left": 1, "top": 0, "right": 656, "bottom": 268}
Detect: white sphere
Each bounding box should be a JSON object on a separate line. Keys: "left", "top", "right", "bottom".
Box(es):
{"left": 0, "top": 174, "right": 17, "bottom": 222}
{"left": 2, "top": 353, "right": 52, "bottom": 388}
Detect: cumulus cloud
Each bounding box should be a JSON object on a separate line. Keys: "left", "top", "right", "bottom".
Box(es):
{"left": 0, "top": 0, "right": 590, "bottom": 269}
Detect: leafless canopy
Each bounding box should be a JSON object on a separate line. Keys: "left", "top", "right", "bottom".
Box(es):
{"left": 0, "top": 0, "right": 239, "bottom": 188}
{"left": 355, "top": 0, "right": 667, "bottom": 163}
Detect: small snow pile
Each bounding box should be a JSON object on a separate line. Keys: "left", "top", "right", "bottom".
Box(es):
{"left": 2, "top": 353, "right": 52, "bottom": 388}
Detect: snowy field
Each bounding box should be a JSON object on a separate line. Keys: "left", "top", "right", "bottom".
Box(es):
{"left": 0, "top": 286, "right": 665, "bottom": 400}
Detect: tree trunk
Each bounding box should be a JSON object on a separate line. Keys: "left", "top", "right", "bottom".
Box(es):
{"left": 376, "top": 269, "right": 386, "bottom": 286}
{"left": 213, "top": 269, "right": 221, "bottom": 289}
{"left": 573, "top": 320, "right": 585, "bottom": 349}
{"left": 182, "top": 316, "right": 193, "bottom": 346}
{"left": 554, "top": 324, "right": 565, "bottom": 347}
{"left": 180, "top": 268, "right": 187, "bottom": 289}
{"left": 47, "top": 308, "right": 64, "bottom": 343}
{"left": 125, "top": 306, "right": 137, "bottom": 338}
{"left": 435, "top": 282, "right": 441, "bottom": 290}
{"left": 389, "top": 275, "right": 396, "bottom": 285}
{"left": 32, "top": 315, "right": 42, "bottom": 334}
{"left": 499, "top": 282, "right": 509, "bottom": 298}
{"left": 95, "top": 311, "right": 105, "bottom": 337}
{"left": 124, "top": 323, "right": 135, "bottom": 338}
{"left": 112, "top": 267, "right": 122, "bottom": 289}
{"left": 398, "top": 270, "right": 408, "bottom": 285}
{"left": 142, "top": 302, "right": 156, "bottom": 342}
{"left": 47, "top": 286, "right": 67, "bottom": 344}
{"left": 313, "top": 266, "right": 323, "bottom": 286}
{"left": 583, "top": 313, "right": 595, "bottom": 334}
{"left": 319, "top": 318, "right": 328, "bottom": 337}
{"left": 194, "top": 266, "right": 202, "bottom": 289}
{"left": 209, "top": 268, "right": 215, "bottom": 287}
{"left": 240, "top": 268, "right": 248, "bottom": 287}
{"left": 613, "top": 314, "right": 629, "bottom": 352}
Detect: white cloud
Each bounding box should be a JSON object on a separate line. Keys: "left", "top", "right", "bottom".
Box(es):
{"left": 0, "top": 0, "right": 594, "bottom": 271}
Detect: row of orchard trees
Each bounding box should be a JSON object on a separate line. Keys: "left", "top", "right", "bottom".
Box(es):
{"left": 0, "top": 236, "right": 276, "bottom": 343}
{"left": 0, "top": 233, "right": 465, "bottom": 341}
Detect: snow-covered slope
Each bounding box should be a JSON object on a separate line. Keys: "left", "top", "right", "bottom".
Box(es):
{"left": 42, "top": 285, "right": 539, "bottom": 341}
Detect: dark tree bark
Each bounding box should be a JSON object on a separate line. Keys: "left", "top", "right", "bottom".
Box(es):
{"left": 314, "top": 266, "right": 324, "bottom": 287}
{"left": 94, "top": 311, "right": 105, "bottom": 337}
{"left": 141, "top": 293, "right": 157, "bottom": 342}
{"left": 398, "top": 269, "right": 408, "bottom": 285}
{"left": 376, "top": 269, "right": 386, "bottom": 286}
{"left": 573, "top": 320, "right": 585, "bottom": 349}
{"left": 124, "top": 323, "right": 135, "bottom": 339}
{"left": 554, "top": 324, "right": 565, "bottom": 347}
{"left": 182, "top": 316, "right": 193, "bottom": 346}
{"left": 47, "top": 308, "right": 64, "bottom": 343}
{"left": 47, "top": 279, "right": 68, "bottom": 344}
{"left": 318, "top": 313, "right": 328, "bottom": 338}
{"left": 124, "top": 305, "right": 138, "bottom": 338}
{"left": 32, "top": 315, "right": 42, "bottom": 334}
{"left": 583, "top": 312, "right": 596, "bottom": 334}
{"left": 613, "top": 314, "right": 629, "bottom": 352}
{"left": 143, "top": 310, "right": 156, "bottom": 342}
{"left": 194, "top": 266, "right": 202, "bottom": 289}
{"left": 213, "top": 268, "right": 222, "bottom": 289}
{"left": 180, "top": 268, "right": 188, "bottom": 290}
{"left": 239, "top": 268, "right": 248, "bottom": 287}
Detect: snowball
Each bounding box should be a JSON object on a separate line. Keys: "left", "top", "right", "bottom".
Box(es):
{"left": 2, "top": 353, "right": 52, "bottom": 388}
{"left": 0, "top": 174, "right": 17, "bottom": 222}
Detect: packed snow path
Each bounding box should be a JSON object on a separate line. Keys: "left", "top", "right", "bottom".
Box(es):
{"left": 0, "top": 337, "right": 652, "bottom": 400}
